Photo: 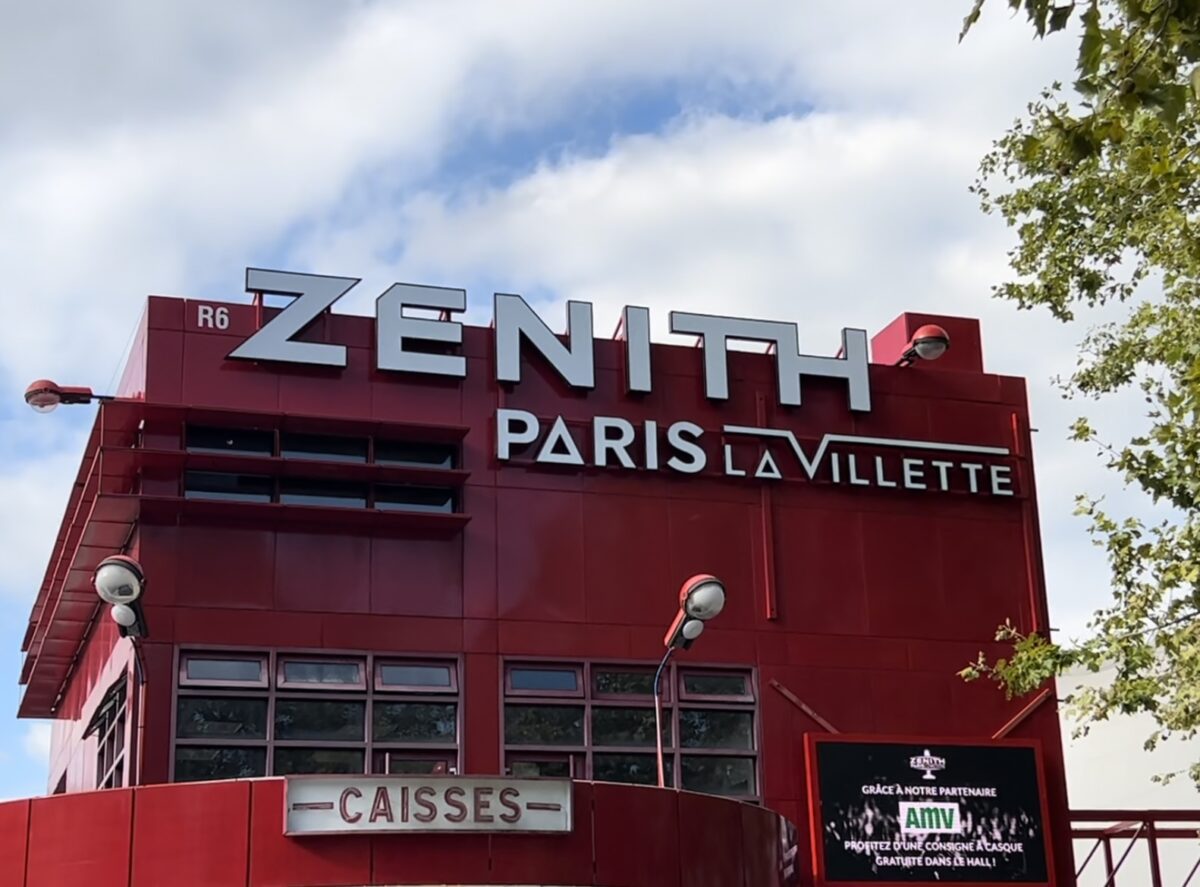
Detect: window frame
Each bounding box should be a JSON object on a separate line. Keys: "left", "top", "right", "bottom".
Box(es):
{"left": 374, "top": 659, "right": 458, "bottom": 693}
{"left": 179, "top": 653, "right": 269, "bottom": 689}
{"left": 505, "top": 663, "right": 585, "bottom": 698}
{"left": 501, "top": 658, "right": 759, "bottom": 800}
{"left": 277, "top": 656, "right": 367, "bottom": 691}
{"left": 677, "top": 668, "right": 756, "bottom": 704}
{"left": 171, "top": 649, "right": 462, "bottom": 783}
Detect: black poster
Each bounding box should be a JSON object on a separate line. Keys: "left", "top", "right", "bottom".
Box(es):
{"left": 810, "top": 739, "right": 1050, "bottom": 883}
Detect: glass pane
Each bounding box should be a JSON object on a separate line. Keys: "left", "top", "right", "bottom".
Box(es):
{"left": 510, "top": 759, "right": 571, "bottom": 778}
{"left": 280, "top": 432, "right": 368, "bottom": 463}
{"left": 282, "top": 660, "right": 361, "bottom": 685}
{"left": 185, "top": 426, "right": 273, "bottom": 456}
{"left": 375, "top": 440, "right": 457, "bottom": 469}
{"left": 682, "top": 672, "right": 749, "bottom": 697}
{"left": 504, "top": 704, "right": 584, "bottom": 746}
{"left": 274, "top": 748, "right": 364, "bottom": 775}
{"left": 373, "top": 702, "right": 457, "bottom": 743}
{"left": 174, "top": 746, "right": 266, "bottom": 782}
{"left": 387, "top": 757, "right": 451, "bottom": 775}
{"left": 375, "top": 485, "right": 456, "bottom": 514}
{"left": 510, "top": 667, "right": 578, "bottom": 692}
{"left": 594, "top": 753, "right": 672, "bottom": 786}
{"left": 592, "top": 707, "right": 669, "bottom": 747}
{"left": 176, "top": 697, "right": 267, "bottom": 740}
{"left": 184, "top": 657, "right": 263, "bottom": 683}
{"left": 680, "top": 755, "right": 756, "bottom": 796}
{"left": 594, "top": 669, "right": 655, "bottom": 696}
{"left": 679, "top": 710, "right": 754, "bottom": 750}
{"left": 378, "top": 663, "right": 453, "bottom": 688}
{"left": 279, "top": 478, "right": 367, "bottom": 508}
{"left": 184, "top": 472, "right": 273, "bottom": 503}
{"left": 274, "top": 699, "right": 365, "bottom": 741}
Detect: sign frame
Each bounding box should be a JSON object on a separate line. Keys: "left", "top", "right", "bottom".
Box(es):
{"left": 283, "top": 774, "right": 574, "bottom": 837}
{"left": 804, "top": 733, "right": 1057, "bottom": 887}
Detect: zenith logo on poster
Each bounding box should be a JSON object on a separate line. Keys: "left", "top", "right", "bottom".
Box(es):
{"left": 224, "top": 269, "right": 1016, "bottom": 497}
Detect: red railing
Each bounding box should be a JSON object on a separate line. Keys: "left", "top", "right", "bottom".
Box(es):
{"left": 1072, "top": 810, "right": 1200, "bottom": 886}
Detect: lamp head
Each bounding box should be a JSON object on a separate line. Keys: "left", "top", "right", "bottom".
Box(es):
{"left": 908, "top": 324, "right": 950, "bottom": 362}
{"left": 25, "top": 380, "right": 62, "bottom": 413}
{"left": 680, "top": 574, "right": 726, "bottom": 621}
{"left": 94, "top": 555, "right": 145, "bottom": 605}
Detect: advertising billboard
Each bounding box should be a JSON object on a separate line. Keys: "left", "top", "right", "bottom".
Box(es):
{"left": 806, "top": 736, "right": 1053, "bottom": 885}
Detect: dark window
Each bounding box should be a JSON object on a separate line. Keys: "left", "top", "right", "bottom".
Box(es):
{"left": 88, "top": 678, "right": 128, "bottom": 790}
{"left": 174, "top": 746, "right": 266, "bottom": 782}
{"left": 280, "top": 432, "right": 368, "bottom": 463}
{"left": 176, "top": 697, "right": 267, "bottom": 740}
{"left": 182, "top": 656, "right": 266, "bottom": 686}
{"left": 503, "top": 661, "right": 757, "bottom": 798}
{"left": 185, "top": 426, "right": 273, "bottom": 457}
{"left": 274, "top": 748, "right": 365, "bottom": 776}
{"left": 592, "top": 706, "right": 668, "bottom": 747}
{"left": 274, "top": 700, "right": 365, "bottom": 742}
{"left": 174, "top": 652, "right": 459, "bottom": 781}
{"left": 280, "top": 659, "right": 364, "bottom": 688}
{"left": 383, "top": 755, "right": 453, "bottom": 775}
{"left": 375, "top": 440, "right": 456, "bottom": 469}
{"left": 373, "top": 702, "right": 457, "bottom": 744}
{"left": 509, "top": 758, "right": 573, "bottom": 779}
{"left": 504, "top": 704, "right": 584, "bottom": 746}
{"left": 678, "top": 710, "right": 754, "bottom": 750}
{"left": 377, "top": 663, "right": 454, "bottom": 690}
{"left": 680, "top": 755, "right": 756, "bottom": 797}
{"left": 594, "top": 669, "right": 656, "bottom": 697}
{"left": 594, "top": 753, "right": 672, "bottom": 786}
{"left": 184, "top": 471, "right": 273, "bottom": 503}
{"left": 510, "top": 667, "right": 579, "bottom": 693}
{"left": 375, "top": 485, "right": 456, "bottom": 514}
{"left": 681, "top": 672, "right": 751, "bottom": 699}
{"left": 278, "top": 478, "right": 367, "bottom": 508}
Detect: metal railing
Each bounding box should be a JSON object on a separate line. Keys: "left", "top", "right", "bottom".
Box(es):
{"left": 1072, "top": 810, "right": 1200, "bottom": 886}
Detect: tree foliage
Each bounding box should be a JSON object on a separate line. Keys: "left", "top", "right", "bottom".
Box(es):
{"left": 958, "top": 0, "right": 1200, "bottom": 784}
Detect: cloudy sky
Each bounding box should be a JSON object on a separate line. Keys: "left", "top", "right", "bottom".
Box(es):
{"left": 0, "top": 1, "right": 1149, "bottom": 798}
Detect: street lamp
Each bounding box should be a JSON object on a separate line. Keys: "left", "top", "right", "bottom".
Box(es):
{"left": 895, "top": 324, "right": 950, "bottom": 367}
{"left": 24, "top": 379, "right": 114, "bottom": 413}
{"left": 654, "top": 574, "right": 726, "bottom": 788}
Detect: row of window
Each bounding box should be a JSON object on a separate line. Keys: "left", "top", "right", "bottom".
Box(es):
{"left": 184, "top": 472, "right": 458, "bottom": 514}
{"left": 169, "top": 654, "right": 759, "bottom": 799}
{"left": 186, "top": 425, "right": 457, "bottom": 469}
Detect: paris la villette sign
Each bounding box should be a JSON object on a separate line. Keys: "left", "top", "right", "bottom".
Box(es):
{"left": 224, "top": 268, "right": 1014, "bottom": 497}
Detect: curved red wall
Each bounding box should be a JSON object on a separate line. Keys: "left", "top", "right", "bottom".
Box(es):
{"left": 0, "top": 779, "right": 794, "bottom": 886}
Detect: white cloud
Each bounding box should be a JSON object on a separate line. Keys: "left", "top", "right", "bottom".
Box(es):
{"left": 22, "top": 722, "right": 52, "bottom": 763}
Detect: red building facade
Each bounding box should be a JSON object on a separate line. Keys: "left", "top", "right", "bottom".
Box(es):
{"left": 15, "top": 283, "right": 1072, "bottom": 885}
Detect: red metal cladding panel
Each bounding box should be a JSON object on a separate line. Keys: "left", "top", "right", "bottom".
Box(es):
{"left": 176, "top": 526, "right": 277, "bottom": 610}
{"left": 370, "top": 832, "right": 492, "bottom": 884}
{"left": 179, "top": 332, "right": 281, "bottom": 412}
{"left": 488, "top": 781, "right": 595, "bottom": 886}
{"left": 277, "top": 345, "right": 374, "bottom": 421}
{"left": 0, "top": 800, "right": 30, "bottom": 887}
{"left": 741, "top": 801, "right": 785, "bottom": 887}
{"left": 274, "top": 531, "right": 371, "bottom": 614}
{"left": 247, "top": 780, "right": 371, "bottom": 887}
{"left": 370, "top": 535, "right": 464, "bottom": 618}
{"left": 27, "top": 789, "right": 133, "bottom": 887}
{"left": 463, "top": 652, "right": 500, "bottom": 776}
{"left": 666, "top": 499, "right": 757, "bottom": 632}
{"left": 496, "top": 487, "right": 587, "bottom": 623}
{"left": 593, "top": 780, "right": 683, "bottom": 887}
{"left": 131, "top": 781, "right": 251, "bottom": 887}
{"left": 678, "top": 790, "right": 747, "bottom": 887}
{"left": 581, "top": 493, "right": 673, "bottom": 626}
{"left": 771, "top": 507, "right": 869, "bottom": 635}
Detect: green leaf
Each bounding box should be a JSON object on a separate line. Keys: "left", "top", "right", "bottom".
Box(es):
{"left": 1050, "top": 3, "right": 1075, "bottom": 33}
{"left": 960, "top": 0, "right": 988, "bottom": 41}
{"left": 1078, "top": 2, "right": 1103, "bottom": 75}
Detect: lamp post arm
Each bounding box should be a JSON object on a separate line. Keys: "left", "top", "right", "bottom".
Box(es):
{"left": 653, "top": 646, "right": 675, "bottom": 788}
